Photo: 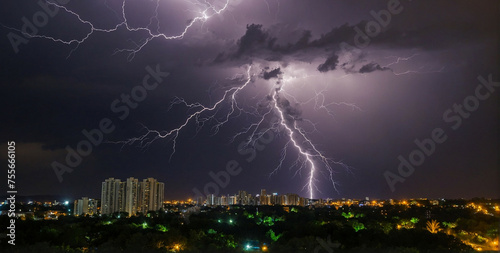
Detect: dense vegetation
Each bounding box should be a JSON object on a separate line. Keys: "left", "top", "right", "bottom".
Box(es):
{"left": 1, "top": 203, "right": 498, "bottom": 252}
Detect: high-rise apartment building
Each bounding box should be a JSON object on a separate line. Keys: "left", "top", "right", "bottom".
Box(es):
{"left": 101, "top": 178, "right": 122, "bottom": 215}
{"left": 238, "top": 190, "right": 249, "bottom": 205}
{"left": 260, "top": 189, "right": 268, "bottom": 205}
{"left": 229, "top": 195, "right": 237, "bottom": 205}
{"left": 74, "top": 197, "right": 88, "bottom": 216}
{"left": 138, "top": 178, "right": 165, "bottom": 214}
{"left": 286, "top": 193, "right": 300, "bottom": 205}
{"left": 124, "top": 177, "right": 139, "bottom": 216}
{"left": 74, "top": 197, "right": 99, "bottom": 216}
{"left": 101, "top": 177, "right": 164, "bottom": 216}
{"left": 206, "top": 194, "right": 216, "bottom": 206}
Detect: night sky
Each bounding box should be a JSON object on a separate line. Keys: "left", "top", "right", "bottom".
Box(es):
{"left": 0, "top": 0, "right": 498, "bottom": 201}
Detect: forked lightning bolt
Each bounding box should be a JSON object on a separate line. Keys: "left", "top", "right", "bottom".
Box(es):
{"left": 118, "top": 64, "right": 352, "bottom": 199}
{"left": 1, "top": 0, "right": 230, "bottom": 60}
{"left": 3, "top": 0, "right": 356, "bottom": 198}
{"left": 231, "top": 70, "right": 355, "bottom": 199}
{"left": 117, "top": 65, "right": 253, "bottom": 161}
{"left": 268, "top": 79, "right": 352, "bottom": 199}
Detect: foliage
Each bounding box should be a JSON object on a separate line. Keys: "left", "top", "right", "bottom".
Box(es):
{"left": 426, "top": 220, "right": 442, "bottom": 234}
{"left": 342, "top": 212, "right": 354, "bottom": 219}
{"left": 399, "top": 219, "right": 415, "bottom": 229}
{"left": 355, "top": 213, "right": 365, "bottom": 218}
{"left": 442, "top": 222, "right": 457, "bottom": 229}
{"left": 380, "top": 222, "right": 393, "bottom": 234}
{"left": 155, "top": 224, "right": 168, "bottom": 232}
{"left": 262, "top": 216, "right": 274, "bottom": 226}
{"left": 266, "top": 229, "right": 282, "bottom": 242}
{"left": 0, "top": 205, "right": 492, "bottom": 252}
{"left": 410, "top": 217, "right": 419, "bottom": 224}
{"left": 352, "top": 220, "right": 366, "bottom": 232}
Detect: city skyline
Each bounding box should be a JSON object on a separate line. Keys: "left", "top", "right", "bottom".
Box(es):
{"left": 8, "top": 186, "right": 499, "bottom": 206}
{"left": 2, "top": 194, "right": 498, "bottom": 252}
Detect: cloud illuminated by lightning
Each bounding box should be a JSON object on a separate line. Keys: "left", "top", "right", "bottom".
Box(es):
{"left": 115, "top": 63, "right": 354, "bottom": 199}
{"left": 3, "top": 0, "right": 357, "bottom": 198}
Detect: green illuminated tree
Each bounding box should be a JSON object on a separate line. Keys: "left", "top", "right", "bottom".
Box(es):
{"left": 342, "top": 212, "right": 354, "bottom": 219}
{"left": 155, "top": 224, "right": 168, "bottom": 232}
{"left": 442, "top": 221, "right": 457, "bottom": 235}
{"left": 263, "top": 216, "right": 274, "bottom": 226}
{"left": 410, "top": 217, "right": 419, "bottom": 224}
{"left": 266, "top": 229, "right": 282, "bottom": 242}
{"left": 352, "top": 221, "right": 366, "bottom": 232}
{"left": 399, "top": 219, "right": 415, "bottom": 229}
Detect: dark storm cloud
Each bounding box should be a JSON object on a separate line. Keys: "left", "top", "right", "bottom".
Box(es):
{"left": 213, "top": 0, "right": 498, "bottom": 73}
{"left": 235, "top": 24, "right": 270, "bottom": 58}
{"left": 215, "top": 22, "right": 360, "bottom": 64}
{"left": 260, "top": 67, "right": 282, "bottom": 80}
{"left": 359, "top": 62, "right": 390, "bottom": 73}
{"left": 317, "top": 54, "right": 340, "bottom": 73}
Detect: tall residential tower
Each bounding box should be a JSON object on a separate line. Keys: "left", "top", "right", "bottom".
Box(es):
{"left": 100, "top": 177, "right": 164, "bottom": 216}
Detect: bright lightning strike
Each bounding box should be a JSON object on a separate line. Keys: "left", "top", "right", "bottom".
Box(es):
{"left": 267, "top": 78, "right": 352, "bottom": 199}
{"left": 117, "top": 65, "right": 253, "bottom": 161}
{"left": 272, "top": 89, "right": 318, "bottom": 199}
{"left": 1, "top": 0, "right": 230, "bottom": 60}
{"left": 116, "top": 64, "right": 352, "bottom": 199}
{"left": 4, "top": 1, "right": 355, "bottom": 198}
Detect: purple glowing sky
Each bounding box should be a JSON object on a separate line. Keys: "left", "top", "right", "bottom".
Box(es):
{"left": 0, "top": 0, "right": 498, "bottom": 200}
